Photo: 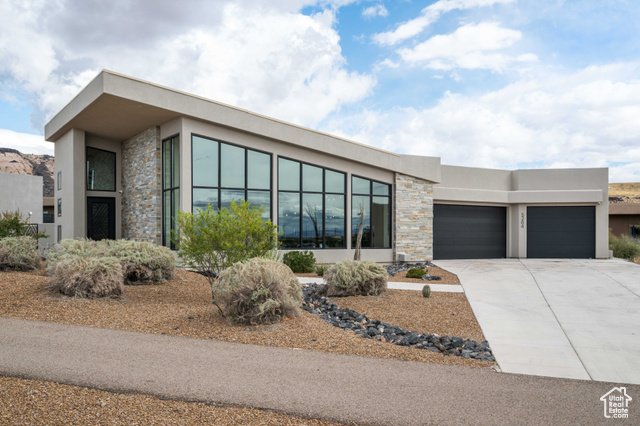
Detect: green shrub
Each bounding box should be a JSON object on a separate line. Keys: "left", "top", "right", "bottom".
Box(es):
{"left": 48, "top": 256, "right": 123, "bottom": 298}
{"left": 406, "top": 267, "right": 426, "bottom": 279}
{"left": 282, "top": 250, "right": 316, "bottom": 273}
{"left": 315, "top": 263, "right": 330, "bottom": 277}
{"left": 422, "top": 284, "right": 431, "bottom": 298}
{"left": 322, "top": 259, "right": 387, "bottom": 297}
{"left": 0, "top": 210, "right": 47, "bottom": 239}
{"left": 173, "top": 201, "right": 278, "bottom": 288}
{"left": 214, "top": 257, "right": 303, "bottom": 325}
{"left": 610, "top": 234, "right": 640, "bottom": 260}
{"left": 0, "top": 236, "right": 42, "bottom": 271}
{"left": 104, "top": 240, "right": 175, "bottom": 285}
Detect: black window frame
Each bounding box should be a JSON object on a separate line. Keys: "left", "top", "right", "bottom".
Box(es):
{"left": 277, "top": 156, "right": 347, "bottom": 249}
{"left": 191, "top": 133, "right": 272, "bottom": 220}
{"left": 162, "top": 134, "right": 180, "bottom": 249}
{"left": 86, "top": 146, "right": 116, "bottom": 192}
{"left": 351, "top": 175, "right": 392, "bottom": 249}
{"left": 57, "top": 198, "right": 62, "bottom": 217}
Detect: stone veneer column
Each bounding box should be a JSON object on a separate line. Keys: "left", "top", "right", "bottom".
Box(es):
{"left": 394, "top": 173, "right": 433, "bottom": 261}
{"left": 121, "top": 126, "right": 162, "bottom": 245}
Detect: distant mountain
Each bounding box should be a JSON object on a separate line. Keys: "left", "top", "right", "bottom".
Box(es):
{"left": 0, "top": 148, "right": 55, "bottom": 197}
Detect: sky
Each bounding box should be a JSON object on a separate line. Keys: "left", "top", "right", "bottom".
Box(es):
{"left": 0, "top": 0, "right": 639, "bottom": 182}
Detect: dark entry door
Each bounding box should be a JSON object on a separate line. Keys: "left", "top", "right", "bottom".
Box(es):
{"left": 87, "top": 197, "right": 116, "bottom": 240}
{"left": 527, "top": 206, "right": 595, "bottom": 258}
{"left": 434, "top": 204, "right": 507, "bottom": 259}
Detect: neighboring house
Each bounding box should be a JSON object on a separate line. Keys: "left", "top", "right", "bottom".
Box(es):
{"left": 43, "top": 196, "right": 55, "bottom": 223}
{"left": 0, "top": 171, "right": 43, "bottom": 222}
{"left": 44, "top": 70, "right": 610, "bottom": 262}
{"left": 0, "top": 171, "right": 53, "bottom": 250}
{"left": 609, "top": 203, "right": 640, "bottom": 238}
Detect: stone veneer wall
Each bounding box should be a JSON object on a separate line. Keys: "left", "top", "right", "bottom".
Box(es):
{"left": 121, "top": 126, "right": 162, "bottom": 245}
{"left": 394, "top": 173, "right": 434, "bottom": 261}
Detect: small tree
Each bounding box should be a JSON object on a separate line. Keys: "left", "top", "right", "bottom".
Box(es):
{"left": 172, "top": 201, "right": 279, "bottom": 313}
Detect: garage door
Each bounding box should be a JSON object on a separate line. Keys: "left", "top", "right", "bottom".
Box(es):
{"left": 527, "top": 206, "right": 595, "bottom": 258}
{"left": 434, "top": 204, "right": 507, "bottom": 259}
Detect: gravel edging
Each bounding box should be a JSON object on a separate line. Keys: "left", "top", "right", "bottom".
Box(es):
{"left": 302, "top": 284, "right": 494, "bottom": 361}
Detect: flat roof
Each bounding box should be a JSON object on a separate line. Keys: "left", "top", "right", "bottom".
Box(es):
{"left": 45, "top": 70, "right": 441, "bottom": 183}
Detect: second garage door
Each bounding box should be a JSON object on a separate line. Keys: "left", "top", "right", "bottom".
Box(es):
{"left": 434, "top": 204, "right": 507, "bottom": 259}
{"left": 527, "top": 206, "right": 595, "bottom": 258}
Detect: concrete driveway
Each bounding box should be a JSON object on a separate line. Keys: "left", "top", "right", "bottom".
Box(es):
{"left": 437, "top": 258, "right": 640, "bottom": 385}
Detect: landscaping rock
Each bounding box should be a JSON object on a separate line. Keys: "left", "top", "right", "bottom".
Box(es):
{"left": 384, "top": 262, "right": 435, "bottom": 277}
{"left": 301, "top": 283, "right": 493, "bottom": 362}
{"left": 421, "top": 274, "right": 442, "bottom": 281}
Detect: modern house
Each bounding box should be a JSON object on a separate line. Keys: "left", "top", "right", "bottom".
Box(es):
{"left": 44, "top": 70, "right": 609, "bottom": 262}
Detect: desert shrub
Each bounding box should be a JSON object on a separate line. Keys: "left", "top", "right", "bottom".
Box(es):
{"left": 46, "top": 239, "right": 102, "bottom": 270}
{"left": 173, "top": 201, "right": 278, "bottom": 282}
{"left": 0, "top": 236, "right": 42, "bottom": 271}
{"left": 48, "top": 256, "right": 123, "bottom": 298}
{"left": 282, "top": 250, "right": 316, "bottom": 273}
{"left": 104, "top": 240, "right": 175, "bottom": 285}
{"left": 214, "top": 257, "right": 303, "bottom": 325}
{"left": 0, "top": 210, "right": 47, "bottom": 239}
{"left": 610, "top": 234, "right": 640, "bottom": 260}
{"left": 47, "top": 239, "right": 175, "bottom": 285}
{"left": 406, "top": 267, "right": 426, "bottom": 279}
{"left": 315, "top": 263, "right": 330, "bottom": 277}
{"left": 322, "top": 259, "right": 387, "bottom": 297}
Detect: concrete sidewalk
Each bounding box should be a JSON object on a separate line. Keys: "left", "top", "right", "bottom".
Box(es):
{"left": 0, "top": 318, "right": 636, "bottom": 425}
{"left": 298, "top": 277, "right": 464, "bottom": 293}
{"left": 438, "top": 258, "right": 640, "bottom": 385}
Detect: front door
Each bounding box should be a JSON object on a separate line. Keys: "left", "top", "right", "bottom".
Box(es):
{"left": 87, "top": 197, "right": 116, "bottom": 240}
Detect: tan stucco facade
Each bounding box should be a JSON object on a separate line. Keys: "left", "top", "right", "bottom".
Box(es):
{"left": 434, "top": 165, "right": 609, "bottom": 258}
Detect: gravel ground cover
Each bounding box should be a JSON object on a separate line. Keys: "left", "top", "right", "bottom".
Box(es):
{"left": 0, "top": 268, "right": 487, "bottom": 367}
{"left": 0, "top": 266, "right": 491, "bottom": 423}
{"left": 0, "top": 376, "right": 341, "bottom": 425}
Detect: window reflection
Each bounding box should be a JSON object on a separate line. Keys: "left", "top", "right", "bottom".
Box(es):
{"left": 278, "top": 158, "right": 345, "bottom": 249}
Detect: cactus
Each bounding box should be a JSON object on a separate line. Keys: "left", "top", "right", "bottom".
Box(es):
{"left": 422, "top": 284, "right": 431, "bottom": 298}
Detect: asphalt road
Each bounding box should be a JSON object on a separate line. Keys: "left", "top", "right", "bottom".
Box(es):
{"left": 0, "top": 317, "right": 637, "bottom": 425}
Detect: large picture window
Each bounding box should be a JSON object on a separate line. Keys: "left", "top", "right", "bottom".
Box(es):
{"left": 192, "top": 135, "right": 271, "bottom": 219}
{"left": 351, "top": 176, "right": 391, "bottom": 248}
{"left": 162, "top": 135, "right": 180, "bottom": 249}
{"left": 278, "top": 158, "right": 346, "bottom": 249}
{"left": 86, "top": 147, "right": 116, "bottom": 191}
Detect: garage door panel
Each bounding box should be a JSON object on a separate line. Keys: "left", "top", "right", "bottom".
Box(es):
{"left": 527, "top": 206, "right": 595, "bottom": 259}
{"left": 434, "top": 204, "right": 506, "bottom": 260}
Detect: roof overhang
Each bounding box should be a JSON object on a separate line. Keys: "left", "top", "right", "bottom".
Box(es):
{"left": 45, "top": 70, "right": 441, "bottom": 183}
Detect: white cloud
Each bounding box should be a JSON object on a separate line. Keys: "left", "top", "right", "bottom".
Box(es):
{"left": 0, "top": 129, "right": 53, "bottom": 155}
{"left": 373, "top": 0, "right": 516, "bottom": 46}
{"left": 399, "top": 22, "right": 536, "bottom": 71}
{"left": 0, "top": 0, "right": 374, "bottom": 130}
{"left": 362, "top": 4, "right": 388, "bottom": 19}
{"left": 323, "top": 63, "right": 640, "bottom": 182}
